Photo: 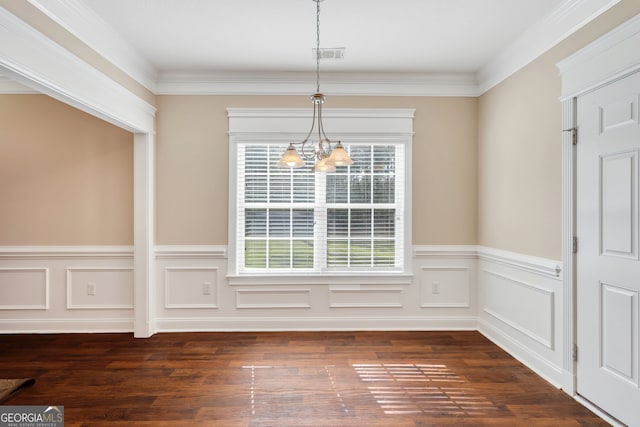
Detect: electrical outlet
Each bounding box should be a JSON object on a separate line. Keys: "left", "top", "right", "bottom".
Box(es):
{"left": 87, "top": 282, "right": 97, "bottom": 296}
{"left": 202, "top": 282, "right": 212, "bottom": 295}
{"left": 432, "top": 281, "right": 440, "bottom": 295}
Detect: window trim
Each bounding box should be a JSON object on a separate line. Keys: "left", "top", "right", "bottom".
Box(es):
{"left": 227, "top": 108, "right": 414, "bottom": 281}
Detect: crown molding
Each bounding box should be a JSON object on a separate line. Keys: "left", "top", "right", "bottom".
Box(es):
{"left": 156, "top": 71, "right": 480, "bottom": 97}
{"left": 226, "top": 107, "right": 415, "bottom": 119}
{"left": 477, "top": 0, "right": 621, "bottom": 94}
{"left": 26, "top": 0, "right": 158, "bottom": 92}
{"left": 0, "top": 75, "right": 37, "bottom": 93}
{"left": 0, "top": 0, "right": 620, "bottom": 98}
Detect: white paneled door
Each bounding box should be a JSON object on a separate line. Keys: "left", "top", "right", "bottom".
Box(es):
{"left": 577, "top": 71, "right": 640, "bottom": 427}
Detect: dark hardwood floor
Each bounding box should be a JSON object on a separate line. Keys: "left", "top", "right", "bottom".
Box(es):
{"left": 0, "top": 331, "right": 607, "bottom": 426}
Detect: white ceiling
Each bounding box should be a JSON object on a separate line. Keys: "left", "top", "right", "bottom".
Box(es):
{"left": 3, "top": 0, "right": 621, "bottom": 95}
{"left": 83, "top": 0, "right": 562, "bottom": 74}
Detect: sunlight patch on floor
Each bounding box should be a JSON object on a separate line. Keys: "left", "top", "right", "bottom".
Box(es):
{"left": 353, "top": 363, "right": 500, "bottom": 416}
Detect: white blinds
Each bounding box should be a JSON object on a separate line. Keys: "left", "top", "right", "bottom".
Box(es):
{"left": 236, "top": 142, "right": 405, "bottom": 274}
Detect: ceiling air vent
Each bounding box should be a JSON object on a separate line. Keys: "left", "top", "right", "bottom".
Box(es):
{"left": 312, "top": 47, "right": 345, "bottom": 60}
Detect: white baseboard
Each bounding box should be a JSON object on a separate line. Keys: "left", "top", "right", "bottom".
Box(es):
{"left": 573, "top": 395, "right": 625, "bottom": 427}
{"left": 478, "top": 318, "right": 563, "bottom": 387}
{"left": 155, "top": 316, "right": 478, "bottom": 332}
{"left": 0, "top": 318, "right": 133, "bottom": 333}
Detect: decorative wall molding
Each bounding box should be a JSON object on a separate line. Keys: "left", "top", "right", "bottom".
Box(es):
{"left": 419, "top": 266, "right": 471, "bottom": 308}
{"left": 155, "top": 245, "right": 227, "bottom": 260}
{"left": 477, "top": 246, "right": 562, "bottom": 279}
{"left": 477, "top": 252, "right": 563, "bottom": 387}
{"left": 482, "top": 269, "right": 555, "bottom": 349}
{"left": 66, "top": 267, "right": 134, "bottom": 310}
{"left": 236, "top": 289, "right": 312, "bottom": 309}
{"left": 0, "top": 246, "right": 133, "bottom": 260}
{"left": 328, "top": 287, "right": 404, "bottom": 309}
{"left": 414, "top": 245, "right": 561, "bottom": 278}
{"left": 0, "top": 268, "right": 49, "bottom": 310}
{"left": 164, "top": 267, "right": 219, "bottom": 309}
{"left": 0, "top": 247, "right": 133, "bottom": 333}
{"left": 413, "top": 245, "right": 478, "bottom": 259}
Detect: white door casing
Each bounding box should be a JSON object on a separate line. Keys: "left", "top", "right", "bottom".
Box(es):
{"left": 576, "top": 71, "right": 640, "bottom": 427}
{"left": 558, "top": 12, "right": 640, "bottom": 425}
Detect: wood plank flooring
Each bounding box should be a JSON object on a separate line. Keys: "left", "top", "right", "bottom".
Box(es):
{"left": 0, "top": 331, "right": 607, "bottom": 426}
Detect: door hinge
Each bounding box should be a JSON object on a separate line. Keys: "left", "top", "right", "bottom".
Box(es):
{"left": 572, "top": 344, "right": 578, "bottom": 362}
{"left": 572, "top": 236, "right": 578, "bottom": 254}
{"left": 563, "top": 127, "right": 577, "bottom": 145}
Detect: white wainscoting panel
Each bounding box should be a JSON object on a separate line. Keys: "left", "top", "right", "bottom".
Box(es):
{"left": 419, "top": 266, "right": 470, "bottom": 308}
{"left": 413, "top": 246, "right": 478, "bottom": 317}
{"left": 0, "top": 268, "right": 49, "bottom": 309}
{"left": 155, "top": 245, "right": 478, "bottom": 331}
{"left": 329, "top": 285, "right": 404, "bottom": 308}
{"left": 0, "top": 247, "right": 134, "bottom": 333}
{"left": 164, "top": 267, "right": 219, "bottom": 309}
{"left": 236, "top": 289, "right": 311, "bottom": 309}
{"left": 477, "top": 246, "right": 563, "bottom": 387}
{"left": 67, "top": 268, "right": 134, "bottom": 309}
{"left": 482, "top": 269, "right": 554, "bottom": 349}
{"left": 154, "top": 246, "right": 227, "bottom": 322}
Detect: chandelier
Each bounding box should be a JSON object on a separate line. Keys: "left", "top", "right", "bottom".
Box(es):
{"left": 278, "top": 0, "right": 353, "bottom": 173}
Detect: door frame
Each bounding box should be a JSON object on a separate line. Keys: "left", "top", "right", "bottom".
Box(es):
{"left": 557, "top": 13, "right": 640, "bottom": 396}
{"left": 0, "top": 7, "right": 157, "bottom": 337}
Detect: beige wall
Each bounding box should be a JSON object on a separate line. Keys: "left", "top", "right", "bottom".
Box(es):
{"left": 0, "top": 94, "right": 133, "bottom": 245}
{"left": 156, "top": 95, "right": 478, "bottom": 245}
{"left": 478, "top": 0, "right": 640, "bottom": 260}
{"left": 9, "top": 2, "right": 639, "bottom": 253}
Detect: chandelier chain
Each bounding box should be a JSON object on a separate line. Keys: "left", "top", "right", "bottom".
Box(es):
{"left": 277, "top": 0, "right": 353, "bottom": 171}
{"left": 315, "top": 0, "right": 321, "bottom": 93}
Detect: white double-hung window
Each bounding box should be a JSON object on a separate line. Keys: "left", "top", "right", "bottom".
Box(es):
{"left": 228, "top": 108, "right": 414, "bottom": 279}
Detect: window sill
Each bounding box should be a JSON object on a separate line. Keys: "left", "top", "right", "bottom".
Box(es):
{"left": 226, "top": 273, "right": 413, "bottom": 286}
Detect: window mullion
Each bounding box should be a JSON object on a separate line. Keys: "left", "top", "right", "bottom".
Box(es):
{"left": 315, "top": 171, "right": 327, "bottom": 272}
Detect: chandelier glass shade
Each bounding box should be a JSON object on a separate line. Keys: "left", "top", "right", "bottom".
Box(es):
{"left": 277, "top": 0, "right": 353, "bottom": 172}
